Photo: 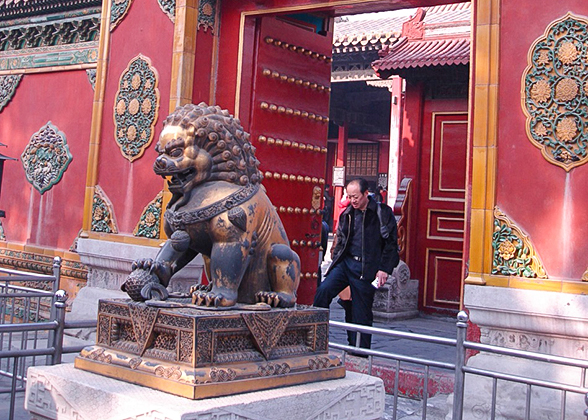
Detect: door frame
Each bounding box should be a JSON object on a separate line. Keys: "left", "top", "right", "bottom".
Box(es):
{"left": 228, "top": 0, "right": 492, "bottom": 309}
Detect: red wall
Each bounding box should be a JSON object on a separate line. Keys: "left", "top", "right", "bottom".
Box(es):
{"left": 96, "top": 0, "right": 173, "bottom": 234}
{"left": 0, "top": 71, "right": 93, "bottom": 250}
{"left": 496, "top": 0, "right": 588, "bottom": 280}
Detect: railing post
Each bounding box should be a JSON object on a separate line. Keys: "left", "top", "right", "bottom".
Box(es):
{"left": 452, "top": 310, "right": 469, "bottom": 420}
{"left": 46, "top": 257, "right": 62, "bottom": 364}
{"left": 52, "top": 256, "right": 62, "bottom": 294}
{"left": 9, "top": 356, "right": 19, "bottom": 420}
{"left": 51, "top": 290, "right": 68, "bottom": 365}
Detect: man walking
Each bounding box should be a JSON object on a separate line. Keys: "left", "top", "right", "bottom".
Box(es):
{"left": 314, "top": 178, "right": 399, "bottom": 349}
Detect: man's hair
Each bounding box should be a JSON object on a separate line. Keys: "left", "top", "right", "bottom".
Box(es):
{"left": 347, "top": 178, "right": 369, "bottom": 194}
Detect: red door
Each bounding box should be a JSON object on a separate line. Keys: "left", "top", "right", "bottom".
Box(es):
{"left": 415, "top": 101, "right": 468, "bottom": 315}
{"left": 246, "top": 16, "right": 333, "bottom": 304}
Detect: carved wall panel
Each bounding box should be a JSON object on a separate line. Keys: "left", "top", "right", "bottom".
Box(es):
{"left": 110, "top": 0, "right": 133, "bottom": 30}
{"left": 21, "top": 122, "right": 73, "bottom": 194}
{"left": 133, "top": 191, "right": 163, "bottom": 239}
{"left": 522, "top": 13, "right": 588, "bottom": 171}
{"left": 86, "top": 69, "right": 96, "bottom": 91}
{"left": 198, "top": 0, "right": 217, "bottom": 32}
{"left": 113, "top": 54, "right": 160, "bottom": 162}
{"left": 0, "top": 74, "right": 22, "bottom": 112}
{"left": 91, "top": 186, "right": 118, "bottom": 233}
{"left": 157, "top": 0, "right": 175, "bottom": 22}
{"left": 0, "top": 16, "right": 99, "bottom": 53}
{"left": 0, "top": 13, "right": 99, "bottom": 71}
{"left": 0, "top": 44, "right": 99, "bottom": 72}
{"left": 492, "top": 207, "right": 547, "bottom": 278}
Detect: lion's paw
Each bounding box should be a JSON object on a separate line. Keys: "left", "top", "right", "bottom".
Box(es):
{"left": 255, "top": 291, "right": 296, "bottom": 308}
{"left": 191, "top": 290, "right": 236, "bottom": 308}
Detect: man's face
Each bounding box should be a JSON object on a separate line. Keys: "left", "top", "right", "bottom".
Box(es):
{"left": 346, "top": 183, "right": 369, "bottom": 211}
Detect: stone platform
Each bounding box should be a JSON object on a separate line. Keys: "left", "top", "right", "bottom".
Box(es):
{"left": 25, "top": 364, "right": 385, "bottom": 420}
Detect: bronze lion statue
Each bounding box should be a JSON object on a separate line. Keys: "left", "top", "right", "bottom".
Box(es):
{"left": 122, "top": 103, "right": 301, "bottom": 308}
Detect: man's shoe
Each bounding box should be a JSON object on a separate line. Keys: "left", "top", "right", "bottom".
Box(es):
{"left": 347, "top": 349, "right": 369, "bottom": 358}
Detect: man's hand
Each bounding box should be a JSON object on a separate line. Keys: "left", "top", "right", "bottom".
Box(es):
{"left": 375, "top": 270, "right": 388, "bottom": 287}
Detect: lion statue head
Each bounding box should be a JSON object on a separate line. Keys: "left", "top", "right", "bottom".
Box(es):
{"left": 154, "top": 103, "right": 262, "bottom": 206}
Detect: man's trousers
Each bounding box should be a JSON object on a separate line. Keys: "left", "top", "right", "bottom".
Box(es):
{"left": 313, "top": 256, "right": 376, "bottom": 349}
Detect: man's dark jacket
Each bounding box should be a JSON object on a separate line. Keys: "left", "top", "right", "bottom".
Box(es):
{"left": 328, "top": 196, "right": 399, "bottom": 282}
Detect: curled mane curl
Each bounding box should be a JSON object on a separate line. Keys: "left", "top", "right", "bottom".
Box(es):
{"left": 164, "top": 102, "right": 262, "bottom": 186}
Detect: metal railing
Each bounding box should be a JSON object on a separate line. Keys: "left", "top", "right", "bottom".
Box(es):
{"left": 329, "top": 311, "right": 588, "bottom": 419}
{"left": 329, "top": 319, "right": 457, "bottom": 419}
{"left": 0, "top": 259, "right": 95, "bottom": 420}
{"left": 1, "top": 264, "right": 586, "bottom": 420}
{"left": 454, "top": 311, "right": 588, "bottom": 420}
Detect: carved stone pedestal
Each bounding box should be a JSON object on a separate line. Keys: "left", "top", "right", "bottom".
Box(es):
{"left": 74, "top": 299, "right": 345, "bottom": 399}
{"left": 373, "top": 261, "right": 419, "bottom": 321}
{"left": 26, "top": 364, "right": 384, "bottom": 420}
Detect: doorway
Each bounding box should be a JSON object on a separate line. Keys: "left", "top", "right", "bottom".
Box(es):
{"left": 236, "top": 1, "right": 471, "bottom": 313}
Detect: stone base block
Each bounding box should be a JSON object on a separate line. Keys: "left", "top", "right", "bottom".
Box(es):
{"left": 25, "top": 364, "right": 385, "bottom": 420}
{"left": 463, "top": 285, "right": 588, "bottom": 419}
{"left": 76, "top": 238, "right": 203, "bottom": 293}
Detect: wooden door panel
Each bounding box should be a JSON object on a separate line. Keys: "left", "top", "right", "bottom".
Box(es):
{"left": 248, "top": 16, "right": 333, "bottom": 304}
{"left": 427, "top": 209, "right": 465, "bottom": 241}
{"left": 424, "top": 249, "right": 463, "bottom": 305}
{"left": 429, "top": 115, "right": 468, "bottom": 201}
{"left": 417, "top": 104, "right": 468, "bottom": 314}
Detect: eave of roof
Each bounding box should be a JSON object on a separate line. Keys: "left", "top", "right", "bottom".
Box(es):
{"left": 372, "top": 36, "right": 470, "bottom": 72}
{"left": 333, "top": 2, "right": 470, "bottom": 51}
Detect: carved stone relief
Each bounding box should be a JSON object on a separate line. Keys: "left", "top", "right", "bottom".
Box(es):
{"left": 21, "top": 122, "right": 73, "bottom": 194}
{"left": 198, "top": 0, "right": 217, "bottom": 32}
{"left": 522, "top": 13, "right": 588, "bottom": 171}
{"left": 0, "top": 220, "right": 5, "bottom": 241}
{"left": 0, "top": 74, "right": 22, "bottom": 112}
{"left": 157, "top": 0, "right": 175, "bottom": 22}
{"left": 113, "top": 54, "right": 160, "bottom": 162}
{"left": 86, "top": 69, "right": 96, "bottom": 91}
{"left": 133, "top": 191, "right": 163, "bottom": 239}
{"left": 492, "top": 207, "right": 547, "bottom": 278}
{"left": 111, "top": 0, "right": 132, "bottom": 30}
{"left": 91, "top": 186, "right": 118, "bottom": 234}
{"left": 0, "top": 249, "right": 87, "bottom": 280}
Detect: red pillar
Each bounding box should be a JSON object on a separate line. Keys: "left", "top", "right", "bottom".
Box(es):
{"left": 333, "top": 122, "right": 348, "bottom": 230}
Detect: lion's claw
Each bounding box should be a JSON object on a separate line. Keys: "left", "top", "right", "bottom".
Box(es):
{"left": 191, "top": 289, "right": 237, "bottom": 308}
{"left": 132, "top": 258, "right": 154, "bottom": 271}
{"left": 255, "top": 291, "right": 296, "bottom": 308}
{"left": 189, "top": 283, "right": 212, "bottom": 294}
{"left": 192, "top": 291, "right": 221, "bottom": 307}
